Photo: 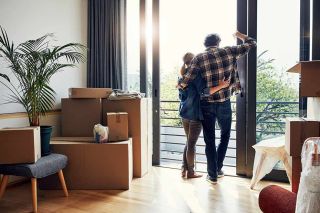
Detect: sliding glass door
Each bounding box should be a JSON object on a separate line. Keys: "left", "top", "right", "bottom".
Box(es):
{"left": 255, "top": 0, "right": 300, "bottom": 179}
{"left": 237, "top": 0, "right": 301, "bottom": 179}
{"left": 128, "top": 0, "right": 305, "bottom": 181}
{"left": 158, "top": 0, "right": 238, "bottom": 175}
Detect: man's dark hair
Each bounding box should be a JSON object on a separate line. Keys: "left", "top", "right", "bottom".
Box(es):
{"left": 204, "top": 33, "right": 221, "bottom": 47}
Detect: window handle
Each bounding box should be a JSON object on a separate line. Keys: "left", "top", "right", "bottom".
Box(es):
{"left": 154, "top": 89, "right": 158, "bottom": 97}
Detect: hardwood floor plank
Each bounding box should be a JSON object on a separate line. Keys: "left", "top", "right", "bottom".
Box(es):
{"left": 0, "top": 167, "right": 289, "bottom": 213}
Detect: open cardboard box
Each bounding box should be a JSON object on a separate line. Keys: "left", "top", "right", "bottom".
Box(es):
{"left": 287, "top": 61, "right": 320, "bottom": 97}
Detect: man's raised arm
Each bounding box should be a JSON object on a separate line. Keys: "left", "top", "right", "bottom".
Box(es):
{"left": 231, "top": 31, "right": 257, "bottom": 59}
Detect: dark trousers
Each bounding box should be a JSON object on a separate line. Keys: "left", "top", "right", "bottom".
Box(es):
{"left": 201, "top": 99, "right": 232, "bottom": 178}
{"left": 181, "top": 118, "right": 202, "bottom": 173}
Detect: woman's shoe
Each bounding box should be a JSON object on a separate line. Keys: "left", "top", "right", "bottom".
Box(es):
{"left": 187, "top": 172, "right": 203, "bottom": 179}
{"left": 181, "top": 168, "right": 187, "bottom": 178}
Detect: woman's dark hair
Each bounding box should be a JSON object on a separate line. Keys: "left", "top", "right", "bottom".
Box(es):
{"left": 204, "top": 33, "right": 221, "bottom": 47}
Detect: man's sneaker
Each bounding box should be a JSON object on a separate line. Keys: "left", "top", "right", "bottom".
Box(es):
{"left": 206, "top": 175, "right": 217, "bottom": 184}
{"left": 217, "top": 170, "right": 224, "bottom": 178}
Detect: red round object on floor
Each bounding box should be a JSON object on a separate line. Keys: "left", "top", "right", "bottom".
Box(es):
{"left": 259, "top": 185, "right": 297, "bottom": 213}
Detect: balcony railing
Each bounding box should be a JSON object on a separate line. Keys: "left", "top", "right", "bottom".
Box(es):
{"left": 159, "top": 100, "right": 299, "bottom": 174}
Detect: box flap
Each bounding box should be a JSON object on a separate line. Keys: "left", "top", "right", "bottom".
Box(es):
{"left": 287, "top": 63, "right": 302, "bottom": 73}
{"left": 51, "top": 141, "right": 92, "bottom": 145}
{"left": 0, "top": 126, "right": 39, "bottom": 131}
{"left": 287, "top": 60, "right": 320, "bottom": 73}
{"left": 285, "top": 117, "right": 319, "bottom": 122}
{"left": 68, "top": 88, "right": 112, "bottom": 99}
{"left": 50, "top": 140, "right": 130, "bottom": 145}
{"left": 107, "top": 112, "right": 128, "bottom": 115}
{"left": 285, "top": 117, "right": 304, "bottom": 122}
{"left": 51, "top": 137, "right": 94, "bottom": 142}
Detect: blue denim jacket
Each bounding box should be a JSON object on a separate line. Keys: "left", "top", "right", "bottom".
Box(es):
{"left": 178, "top": 73, "right": 208, "bottom": 121}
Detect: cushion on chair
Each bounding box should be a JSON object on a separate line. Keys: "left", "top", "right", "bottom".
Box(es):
{"left": 259, "top": 185, "right": 297, "bottom": 213}
{"left": 0, "top": 154, "right": 67, "bottom": 178}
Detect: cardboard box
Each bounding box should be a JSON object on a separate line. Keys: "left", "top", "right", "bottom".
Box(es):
{"left": 285, "top": 117, "right": 320, "bottom": 157}
{"left": 61, "top": 98, "right": 102, "bottom": 137}
{"left": 39, "top": 138, "right": 132, "bottom": 190}
{"left": 291, "top": 156, "right": 302, "bottom": 193}
{"left": 68, "top": 88, "right": 112, "bottom": 99}
{"left": 307, "top": 97, "right": 320, "bottom": 121}
{"left": 102, "top": 98, "right": 151, "bottom": 177}
{"left": 107, "top": 112, "right": 129, "bottom": 142}
{"left": 287, "top": 61, "right": 320, "bottom": 97}
{"left": 0, "top": 127, "right": 41, "bottom": 164}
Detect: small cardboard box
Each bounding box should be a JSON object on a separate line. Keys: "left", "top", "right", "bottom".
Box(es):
{"left": 61, "top": 98, "right": 102, "bottom": 137}
{"left": 68, "top": 88, "right": 112, "bottom": 99}
{"left": 0, "top": 127, "right": 41, "bottom": 164}
{"left": 285, "top": 117, "right": 320, "bottom": 157}
{"left": 39, "top": 138, "right": 132, "bottom": 190}
{"left": 291, "top": 156, "right": 302, "bottom": 193}
{"left": 102, "top": 98, "right": 151, "bottom": 178}
{"left": 287, "top": 61, "right": 320, "bottom": 97}
{"left": 107, "top": 112, "right": 129, "bottom": 142}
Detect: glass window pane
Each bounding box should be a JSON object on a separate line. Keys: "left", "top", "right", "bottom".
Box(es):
{"left": 256, "top": 0, "right": 300, "bottom": 169}
{"left": 126, "top": 0, "right": 140, "bottom": 91}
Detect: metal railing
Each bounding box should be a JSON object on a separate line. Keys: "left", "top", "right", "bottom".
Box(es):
{"left": 159, "top": 100, "right": 299, "bottom": 173}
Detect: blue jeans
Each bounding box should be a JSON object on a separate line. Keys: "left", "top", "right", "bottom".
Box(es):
{"left": 201, "top": 99, "right": 232, "bottom": 178}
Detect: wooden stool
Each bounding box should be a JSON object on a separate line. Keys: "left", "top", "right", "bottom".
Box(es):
{"left": 0, "top": 153, "right": 68, "bottom": 212}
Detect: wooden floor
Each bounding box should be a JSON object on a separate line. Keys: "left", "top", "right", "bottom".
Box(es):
{"left": 0, "top": 167, "right": 289, "bottom": 213}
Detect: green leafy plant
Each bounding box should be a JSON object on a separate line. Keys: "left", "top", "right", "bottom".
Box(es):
{"left": 0, "top": 27, "right": 86, "bottom": 126}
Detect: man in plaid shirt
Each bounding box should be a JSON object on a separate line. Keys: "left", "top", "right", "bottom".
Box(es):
{"left": 179, "top": 31, "right": 256, "bottom": 183}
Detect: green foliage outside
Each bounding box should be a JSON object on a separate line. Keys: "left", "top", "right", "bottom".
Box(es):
{"left": 160, "top": 66, "right": 182, "bottom": 127}
{"left": 160, "top": 50, "right": 299, "bottom": 142}
{"left": 256, "top": 51, "right": 298, "bottom": 141}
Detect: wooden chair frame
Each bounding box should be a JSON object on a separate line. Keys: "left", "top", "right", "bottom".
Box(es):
{"left": 0, "top": 169, "right": 68, "bottom": 213}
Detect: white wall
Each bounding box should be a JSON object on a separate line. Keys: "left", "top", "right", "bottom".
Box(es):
{"left": 0, "top": 113, "right": 61, "bottom": 136}
{"left": 0, "top": 0, "right": 87, "bottom": 114}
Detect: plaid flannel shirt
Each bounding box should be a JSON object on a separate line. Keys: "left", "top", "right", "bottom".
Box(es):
{"left": 181, "top": 37, "right": 257, "bottom": 102}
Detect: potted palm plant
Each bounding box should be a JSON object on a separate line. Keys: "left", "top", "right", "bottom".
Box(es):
{"left": 0, "top": 27, "right": 85, "bottom": 155}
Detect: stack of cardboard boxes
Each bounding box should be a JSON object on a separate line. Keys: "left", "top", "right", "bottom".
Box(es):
{"left": 102, "top": 98, "right": 151, "bottom": 177}
{"left": 285, "top": 61, "right": 320, "bottom": 193}
{"left": 40, "top": 88, "right": 151, "bottom": 190}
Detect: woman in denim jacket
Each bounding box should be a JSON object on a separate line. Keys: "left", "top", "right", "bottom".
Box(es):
{"left": 178, "top": 52, "right": 204, "bottom": 178}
